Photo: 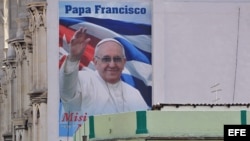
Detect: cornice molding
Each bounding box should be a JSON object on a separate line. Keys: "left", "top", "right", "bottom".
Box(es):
{"left": 12, "top": 118, "right": 27, "bottom": 130}
{"left": 27, "top": 2, "right": 47, "bottom": 32}
{"left": 28, "top": 90, "right": 47, "bottom": 104}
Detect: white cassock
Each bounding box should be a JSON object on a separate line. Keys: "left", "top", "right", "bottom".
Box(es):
{"left": 59, "top": 58, "right": 149, "bottom": 116}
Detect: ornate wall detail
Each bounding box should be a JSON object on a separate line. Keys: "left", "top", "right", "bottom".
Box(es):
{"left": 2, "top": 133, "right": 12, "bottom": 141}
{"left": 28, "top": 91, "right": 47, "bottom": 105}
{"left": 2, "top": 62, "right": 17, "bottom": 83}
{"left": 23, "top": 108, "right": 33, "bottom": 129}
{"left": 3, "top": 43, "right": 17, "bottom": 82}
{"left": 0, "top": 1, "right": 48, "bottom": 141}
{"left": 10, "top": 40, "right": 28, "bottom": 62}
{"left": 0, "top": 67, "right": 7, "bottom": 97}
{"left": 13, "top": 118, "right": 27, "bottom": 130}
{"left": 27, "top": 2, "right": 47, "bottom": 32}
{"left": 0, "top": 69, "right": 4, "bottom": 96}
{"left": 0, "top": 9, "right": 4, "bottom": 24}
{"left": 24, "top": 31, "right": 33, "bottom": 53}
{"left": 9, "top": 68, "right": 16, "bottom": 81}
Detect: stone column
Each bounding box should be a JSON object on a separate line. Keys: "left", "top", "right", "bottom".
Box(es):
{"left": 13, "top": 118, "right": 27, "bottom": 141}
{"left": 29, "top": 91, "right": 47, "bottom": 141}
{"left": 2, "top": 49, "right": 17, "bottom": 140}
{"left": 14, "top": 14, "right": 30, "bottom": 117}
{"left": 26, "top": 2, "right": 47, "bottom": 141}
{"left": 39, "top": 102, "right": 47, "bottom": 141}
{"left": 10, "top": 39, "right": 30, "bottom": 116}
{"left": 9, "top": 40, "right": 22, "bottom": 117}
{"left": 26, "top": 2, "right": 47, "bottom": 93}
{"left": 32, "top": 104, "right": 38, "bottom": 141}
{"left": 0, "top": 67, "right": 7, "bottom": 138}
{"left": 10, "top": 39, "right": 31, "bottom": 141}
{"left": 24, "top": 108, "right": 33, "bottom": 141}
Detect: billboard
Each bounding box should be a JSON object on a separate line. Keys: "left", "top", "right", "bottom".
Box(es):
{"left": 58, "top": 0, "right": 152, "bottom": 137}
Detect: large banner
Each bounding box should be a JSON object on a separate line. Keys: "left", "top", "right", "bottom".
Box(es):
{"left": 58, "top": 0, "right": 152, "bottom": 137}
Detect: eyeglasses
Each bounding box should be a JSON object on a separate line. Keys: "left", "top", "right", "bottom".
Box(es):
{"left": 95, "top": 56, "right": 124, "bottom": 63}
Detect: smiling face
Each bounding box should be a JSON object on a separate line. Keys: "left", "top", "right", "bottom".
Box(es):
{"left": 93, "top": 41, "right": 126, "bottom": 84}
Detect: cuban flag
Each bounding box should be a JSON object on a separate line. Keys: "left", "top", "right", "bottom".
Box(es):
{"left": 58, "top": 0, "right": 152, "bottom": 137}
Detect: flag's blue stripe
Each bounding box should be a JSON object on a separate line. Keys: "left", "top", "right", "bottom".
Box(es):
{"left": 60, "top": 17, "right": 151, "bottom": 35}
{"left": 59, "top": 122, "right": 78, "bottom": 136}
{"left": 60, "top": 17, "right": 81, "bottom": 28}
{"left": 115, "top": 37, "right": 151, "bottom": 64}
{"left": 121, "top": 73, "right": 135, "bottom": 87}
{"left": 121, "top": 74, "right": 152, "bottom": 107}
{"left": 134, "top": 46, "right": 151, "bottom": 64}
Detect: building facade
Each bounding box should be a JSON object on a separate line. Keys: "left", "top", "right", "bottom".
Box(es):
{"left": 0, "top": 0, "right": 47, "bottom": 141}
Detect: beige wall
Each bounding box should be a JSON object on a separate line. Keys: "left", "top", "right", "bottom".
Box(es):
{"left": 153, "top": 0, "right": 250, "bottom": 105}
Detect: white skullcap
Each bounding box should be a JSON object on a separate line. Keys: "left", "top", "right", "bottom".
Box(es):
{"left": 96, "top": 38, "right": 124, "bottom": 48}
{"left": 94, "top": 38, "right": 126, "bottom": 57}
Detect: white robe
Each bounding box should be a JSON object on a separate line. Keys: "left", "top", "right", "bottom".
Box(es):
{"left": 59, "top": 58, "right": 149, "bottom": 116}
